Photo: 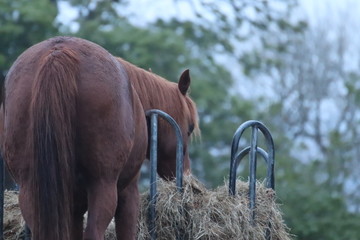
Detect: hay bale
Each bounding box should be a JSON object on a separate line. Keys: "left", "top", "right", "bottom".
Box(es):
{"left": 137, "top": 175, "right": 292, "bottom": 240}
{"left": 4, "top": 191, "right": 24, "bottom": 240}
{"left": 4, "top": 176, "right": 292, "bottom": 240}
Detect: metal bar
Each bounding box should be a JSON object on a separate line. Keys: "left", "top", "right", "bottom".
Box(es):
{"left": 253, "top": 123, "right": 275, "bottom": 190}
{"left": 149, "top": 113, "right": 158, "bottom": 240}
{"left": 146, "top": 109, "right": 184, "bottom": 192}
{"left": 229, "top": 121, "right": 253, "bottom": 195}
{"left": 175, "top": 132, "right": 184, "bottom": 193}
{"left": 249, "top": 125, "right": 258, "bottom": 222}
{"left": 260, "top": 128, "right": 275, "bottom": 190}
{"left": 235, "top": 146, "right": 268, "bottom": 170}
{"left": 261, "top": 123, "right": 275, "bottom": 240}
{"left": 0, "top": 153, "right": 4, "bottom": 240}
{"left": 146, "top": 109, "right": 185, "bottom": 240}
{"left": 24, "top": 225, "right": 31, "bottom": 240}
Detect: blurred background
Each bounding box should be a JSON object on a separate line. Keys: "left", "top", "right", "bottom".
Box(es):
{"left": 1, "top": 0, "right": 360, "bottom": 239}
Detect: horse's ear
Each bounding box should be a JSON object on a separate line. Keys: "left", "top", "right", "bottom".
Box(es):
{"left": 178, "top": 69, "right": 191, "bottom": 95}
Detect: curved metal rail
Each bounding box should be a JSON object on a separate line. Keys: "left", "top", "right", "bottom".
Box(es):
{"left": 228, "top": 120, "right": 275, "bottom": 223}
{"left": 146, "top": 109, "right": 184, "bottom": 240}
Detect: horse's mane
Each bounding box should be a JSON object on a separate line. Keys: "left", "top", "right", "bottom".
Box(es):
{"left": 117, "top": 58, "right": 200, "bottom": 137}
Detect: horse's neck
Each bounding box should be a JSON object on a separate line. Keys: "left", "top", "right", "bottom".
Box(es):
{"left": 118, "top": 58, "right": 175, "bottom": 111}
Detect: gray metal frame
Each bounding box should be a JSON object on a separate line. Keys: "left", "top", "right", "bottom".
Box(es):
{"left": 228, "top": 120, "right": 275, "bottom": 220}
{"left": 146, "top": 109, "right": 184, "bottom": 240}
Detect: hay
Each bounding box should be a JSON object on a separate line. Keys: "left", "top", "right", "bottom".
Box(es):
{"left": 137, "top": 175, "right": 292, "bottom": 240}
{"left": 4, "top": 191, "right": 24, "bottom": 239}
{"left": 4, "top": 176, "right": 292, "bottom": 240}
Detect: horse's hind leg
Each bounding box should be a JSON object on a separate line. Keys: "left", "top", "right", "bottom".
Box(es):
{"left": 72, "top": 189, "right": 87, "bottom": 239}
{"left": 84, "top": 180, "right": 118, "bottom": 240}
{"left": 73, "top": 210, "right": 85, "bottom": 239}
{"left": 18, "top": 185, "right": 35, "bottom": 236}
{"left": 115, "top": 174, "right": 140, "bottom": 240}
{"left": 114, "top": 94, "right": 147, "bottom": 240}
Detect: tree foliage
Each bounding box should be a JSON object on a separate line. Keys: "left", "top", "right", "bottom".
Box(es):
{"left": 0, "top": 0, "right": 59, "bottom": 82}
{"left": 241, "top": 4, "right": 360, "bottom": 239}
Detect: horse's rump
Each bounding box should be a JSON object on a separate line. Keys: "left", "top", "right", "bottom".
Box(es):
{"left": 3, "top": 36, "right": 146, "bottom": 240}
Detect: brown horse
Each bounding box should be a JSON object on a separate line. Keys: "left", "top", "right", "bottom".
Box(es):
{"left": 1, "top": 36, "right": 198, "bottom": 240}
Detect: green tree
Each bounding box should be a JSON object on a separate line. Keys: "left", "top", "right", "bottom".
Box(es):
{"left": 0, "top": 0, "right": 59, "bottom": 189}
{"left": 0, "top": 0, "right": 59, "bottom": 83}
{"left": 241, "top": 5, "right": 360, "bottom": 239}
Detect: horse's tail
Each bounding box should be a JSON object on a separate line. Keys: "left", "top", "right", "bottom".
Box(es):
{"left": 30, "top": 47, "right": 78, "bottom": 240}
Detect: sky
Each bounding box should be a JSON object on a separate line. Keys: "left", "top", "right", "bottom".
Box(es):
{"left": 57, "top": 1, "right": 298, "bottom": 28}
{"left": 57, "top": 0, "right": 360, "bottom": 26}
{"left": 301, "top": 0, "right": 360, "bottom": 24}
